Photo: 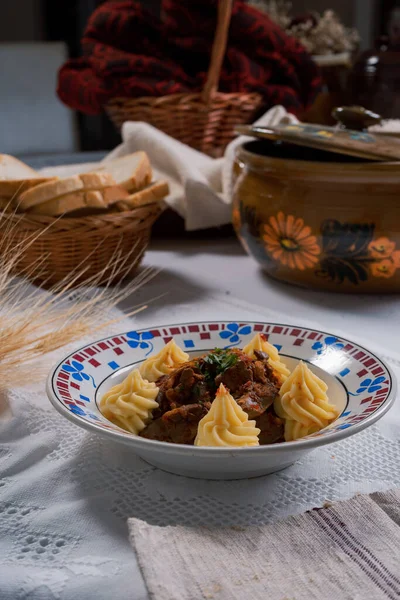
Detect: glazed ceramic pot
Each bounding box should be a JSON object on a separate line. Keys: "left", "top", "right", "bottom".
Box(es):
{"left": 232, "top": 140, "right": 400, "bottom": 293}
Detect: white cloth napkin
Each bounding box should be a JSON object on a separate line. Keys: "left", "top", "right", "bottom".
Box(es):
{"left": 129, "top": 488, "right": 400, "bottom": 600}
{"left": 39, "top": 106, "right": 298, "bottom": 231}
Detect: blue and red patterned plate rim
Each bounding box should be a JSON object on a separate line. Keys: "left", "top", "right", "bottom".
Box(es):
{"left": 46, "top": 321, "right": 397, "bottom": 453}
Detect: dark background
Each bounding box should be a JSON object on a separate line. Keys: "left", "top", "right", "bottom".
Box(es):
{"left": 42, "top": 0, "right": 161, "bottom": 151}
{"left": 0, "top": 0, "right": 396, "bottom": 151}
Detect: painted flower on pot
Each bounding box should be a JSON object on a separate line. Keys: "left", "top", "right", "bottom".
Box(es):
{"left": 316, "top": 221, "right": 400, "bottom": 284}
{"left": 367, "top": 237, "right": 400, "bottom": 279}
{"left": 370, "top": 259, "right": 397, "bottom": 279}
{"left": 263, "top": 212, "right": 320, "bottom": 270}
{"left": 368, "top": 237, "right": 396, "bottom": 259}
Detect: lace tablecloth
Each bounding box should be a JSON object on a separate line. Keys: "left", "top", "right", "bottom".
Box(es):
{"left": 1, "top": 241, "right": 399, "bottom": 600}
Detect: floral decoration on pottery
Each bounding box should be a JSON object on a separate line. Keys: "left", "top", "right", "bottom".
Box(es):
{"left": 241, "top": 209, "right": 400, "bottom": 285}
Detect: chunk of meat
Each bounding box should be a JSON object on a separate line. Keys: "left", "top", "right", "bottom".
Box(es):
{"left": 252, "top": 360, "right": 268, "bottom": 384}
{"left": 215, "top": 359, "right": 253, "bottom": 393}
{"left": 165, "top": 367, "right": 199, "bottom": 405}
{"left": 140, "top": 403, "right": 209, "bottom": 445}
{"left": 256, "top": 410, "right": 284, "bottom": 445}
{"left": 236, "top": 392, "right": 264, "bottom": 418}
{"left": 155, "top": 364, "right": 209, "bottom": 413}
{"left": 143, "top": 348, "right": 281, "bottom": 444}
{"left": 235, "top": 379, "right": 278, "bottom": 418}
{"left": 253, "top": 351, "right": 281, "bottom": 387}
{"left": 250, "top": 380, "right": 278, "bottom": 407}
{"left": 191, "top": 379, "right": 211, "bottom": 404}
{"left": 254, "top": 350, "right": 269, "bottom": 361}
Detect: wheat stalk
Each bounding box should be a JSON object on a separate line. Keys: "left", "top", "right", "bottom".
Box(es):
{"left": 0, "top": 207, "right": 158, "bottom": 390}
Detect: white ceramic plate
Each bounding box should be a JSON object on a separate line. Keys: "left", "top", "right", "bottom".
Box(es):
{"left": 47, "top": 321, "right": 396, "bottom": 479}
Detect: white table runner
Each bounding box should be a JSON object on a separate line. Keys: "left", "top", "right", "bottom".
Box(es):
{"left": 0, "top": 284, "right": 399, "bottom": 600}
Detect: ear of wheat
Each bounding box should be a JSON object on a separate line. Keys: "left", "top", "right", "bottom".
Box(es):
{"left": 0, "top": 206, "right": 157, "bottom": 389}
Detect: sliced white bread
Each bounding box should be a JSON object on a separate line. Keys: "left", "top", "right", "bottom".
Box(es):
{"left": 28, "top": 192, "right": 89, "bottom": 216}
{"left": 21, "top": 152, "right": 151, "bottom": 201}
{"left": 99, "top": 152, "right": 152, "bottom": 193}
{"left": 116, "top": 181, "right": 169, "bottom": 211}
{"left": 84, "top": 191, "right": 106, "bottom": 208}
{"left": 0, "top": 178, "right": 58, "bottom": 199}
{"left": 101, "top": 185, "right": 130, "bottom": 205}
{"left": 28, "top": 185, "right": 130, "bottom": 216}
{"left": 0, "top": 154, "right": 38, "bottom": 179}
{"left": 79, "top": 172, "right": 117, "bottom": 189}
{"left": 18, "top": 172, "right": 117, "bottom": 211}
{"left": 0, "top": 153, "right": 58, "bottom": 198}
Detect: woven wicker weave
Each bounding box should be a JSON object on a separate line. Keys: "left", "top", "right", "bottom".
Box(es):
{"left": 106, "top": 0, "right": 263, "bottom": 157}
{"left": 2, "top": 204, "right": 162, "bottom": 287}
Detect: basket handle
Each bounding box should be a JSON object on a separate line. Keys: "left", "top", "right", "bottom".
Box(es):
{"left": 201, "top": 0, "right": 233, "bottom": 104}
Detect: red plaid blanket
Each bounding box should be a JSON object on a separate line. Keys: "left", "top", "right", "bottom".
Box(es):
{"left": 57, "top": 0, "right": 321, "bottom": 116}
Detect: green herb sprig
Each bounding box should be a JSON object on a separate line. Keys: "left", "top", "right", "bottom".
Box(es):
{"left": 196, "top": 348, "right": 239, "bottom": 387}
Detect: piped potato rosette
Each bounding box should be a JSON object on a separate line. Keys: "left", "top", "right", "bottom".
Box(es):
{"left": 274, "top": 361, "right": 339, "bottom": 441}
{"left": 139, "top": 339, "right": 189, "bottom": 383}
{"left": 195, "top": 384, "right": 260, "bottom": 447}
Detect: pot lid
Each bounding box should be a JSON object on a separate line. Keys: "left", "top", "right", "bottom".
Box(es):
{"left": 236, "top": 118, "right": 400, "bottom": 162}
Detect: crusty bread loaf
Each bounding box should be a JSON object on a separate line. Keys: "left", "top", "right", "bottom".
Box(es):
{"left": 18, "top": 172, "right": 117, "bottom": 210}
{"left": 116, "top": 181, "right": 169, "bottom": 211}
{"left": 99, "top": 152, "right": 152, "bottom": 193}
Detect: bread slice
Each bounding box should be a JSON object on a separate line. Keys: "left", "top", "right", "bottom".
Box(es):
{"left": 101, "top": 185, "right": 130, "bottom": 205}
{"left": 85, "top": 191, "right": 106, "bottom": 208}
{"left": 116, "top": 181, "right": 169, "bottom": 211}
{"left": 28, "top": 191, "right": 91, "bottom": 216}
{"left": 0, "top": 177, "right": 58, "bottom": 199}
{"left": 28, "top": 185, "right": 130, "bottom": 216}
{"left": 0, "top": 154, "right": 38, "bottom": 179}
{"left": 79, "top": 172, "right": 116, "bottom": 190}
{"left": 18, "top": 172, "right": 117, "bottom": 211}
{"left": 99, "top": 152, "right": 152, "bottom": 193}
{"left": 18, "top": 175, "right": 84, "bottom": 210}
{"left": 0, "top": 154, "right": 57, "bottom": 199}
{"left": 28, "top": 190, "right": 108, "bottom": 216}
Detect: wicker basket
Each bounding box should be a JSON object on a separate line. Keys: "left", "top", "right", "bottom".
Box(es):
{"left": 106, "top": 0, "right": 263, "bottom": 157}
{"left": 2, "top": 204, "right": 162, "bottom": 287}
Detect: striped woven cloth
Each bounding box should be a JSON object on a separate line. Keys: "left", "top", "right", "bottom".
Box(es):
{"left": 129, "top": 488, "right": 400, "bottom": 600}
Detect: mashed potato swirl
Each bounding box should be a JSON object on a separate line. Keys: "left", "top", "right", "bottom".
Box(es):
{"left": 195, "top": 384, "right": 260, "bottom": 447}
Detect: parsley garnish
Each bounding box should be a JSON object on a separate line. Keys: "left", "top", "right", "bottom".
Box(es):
{"left": 196, "top": 349, "right": 239, "bottom": 387}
